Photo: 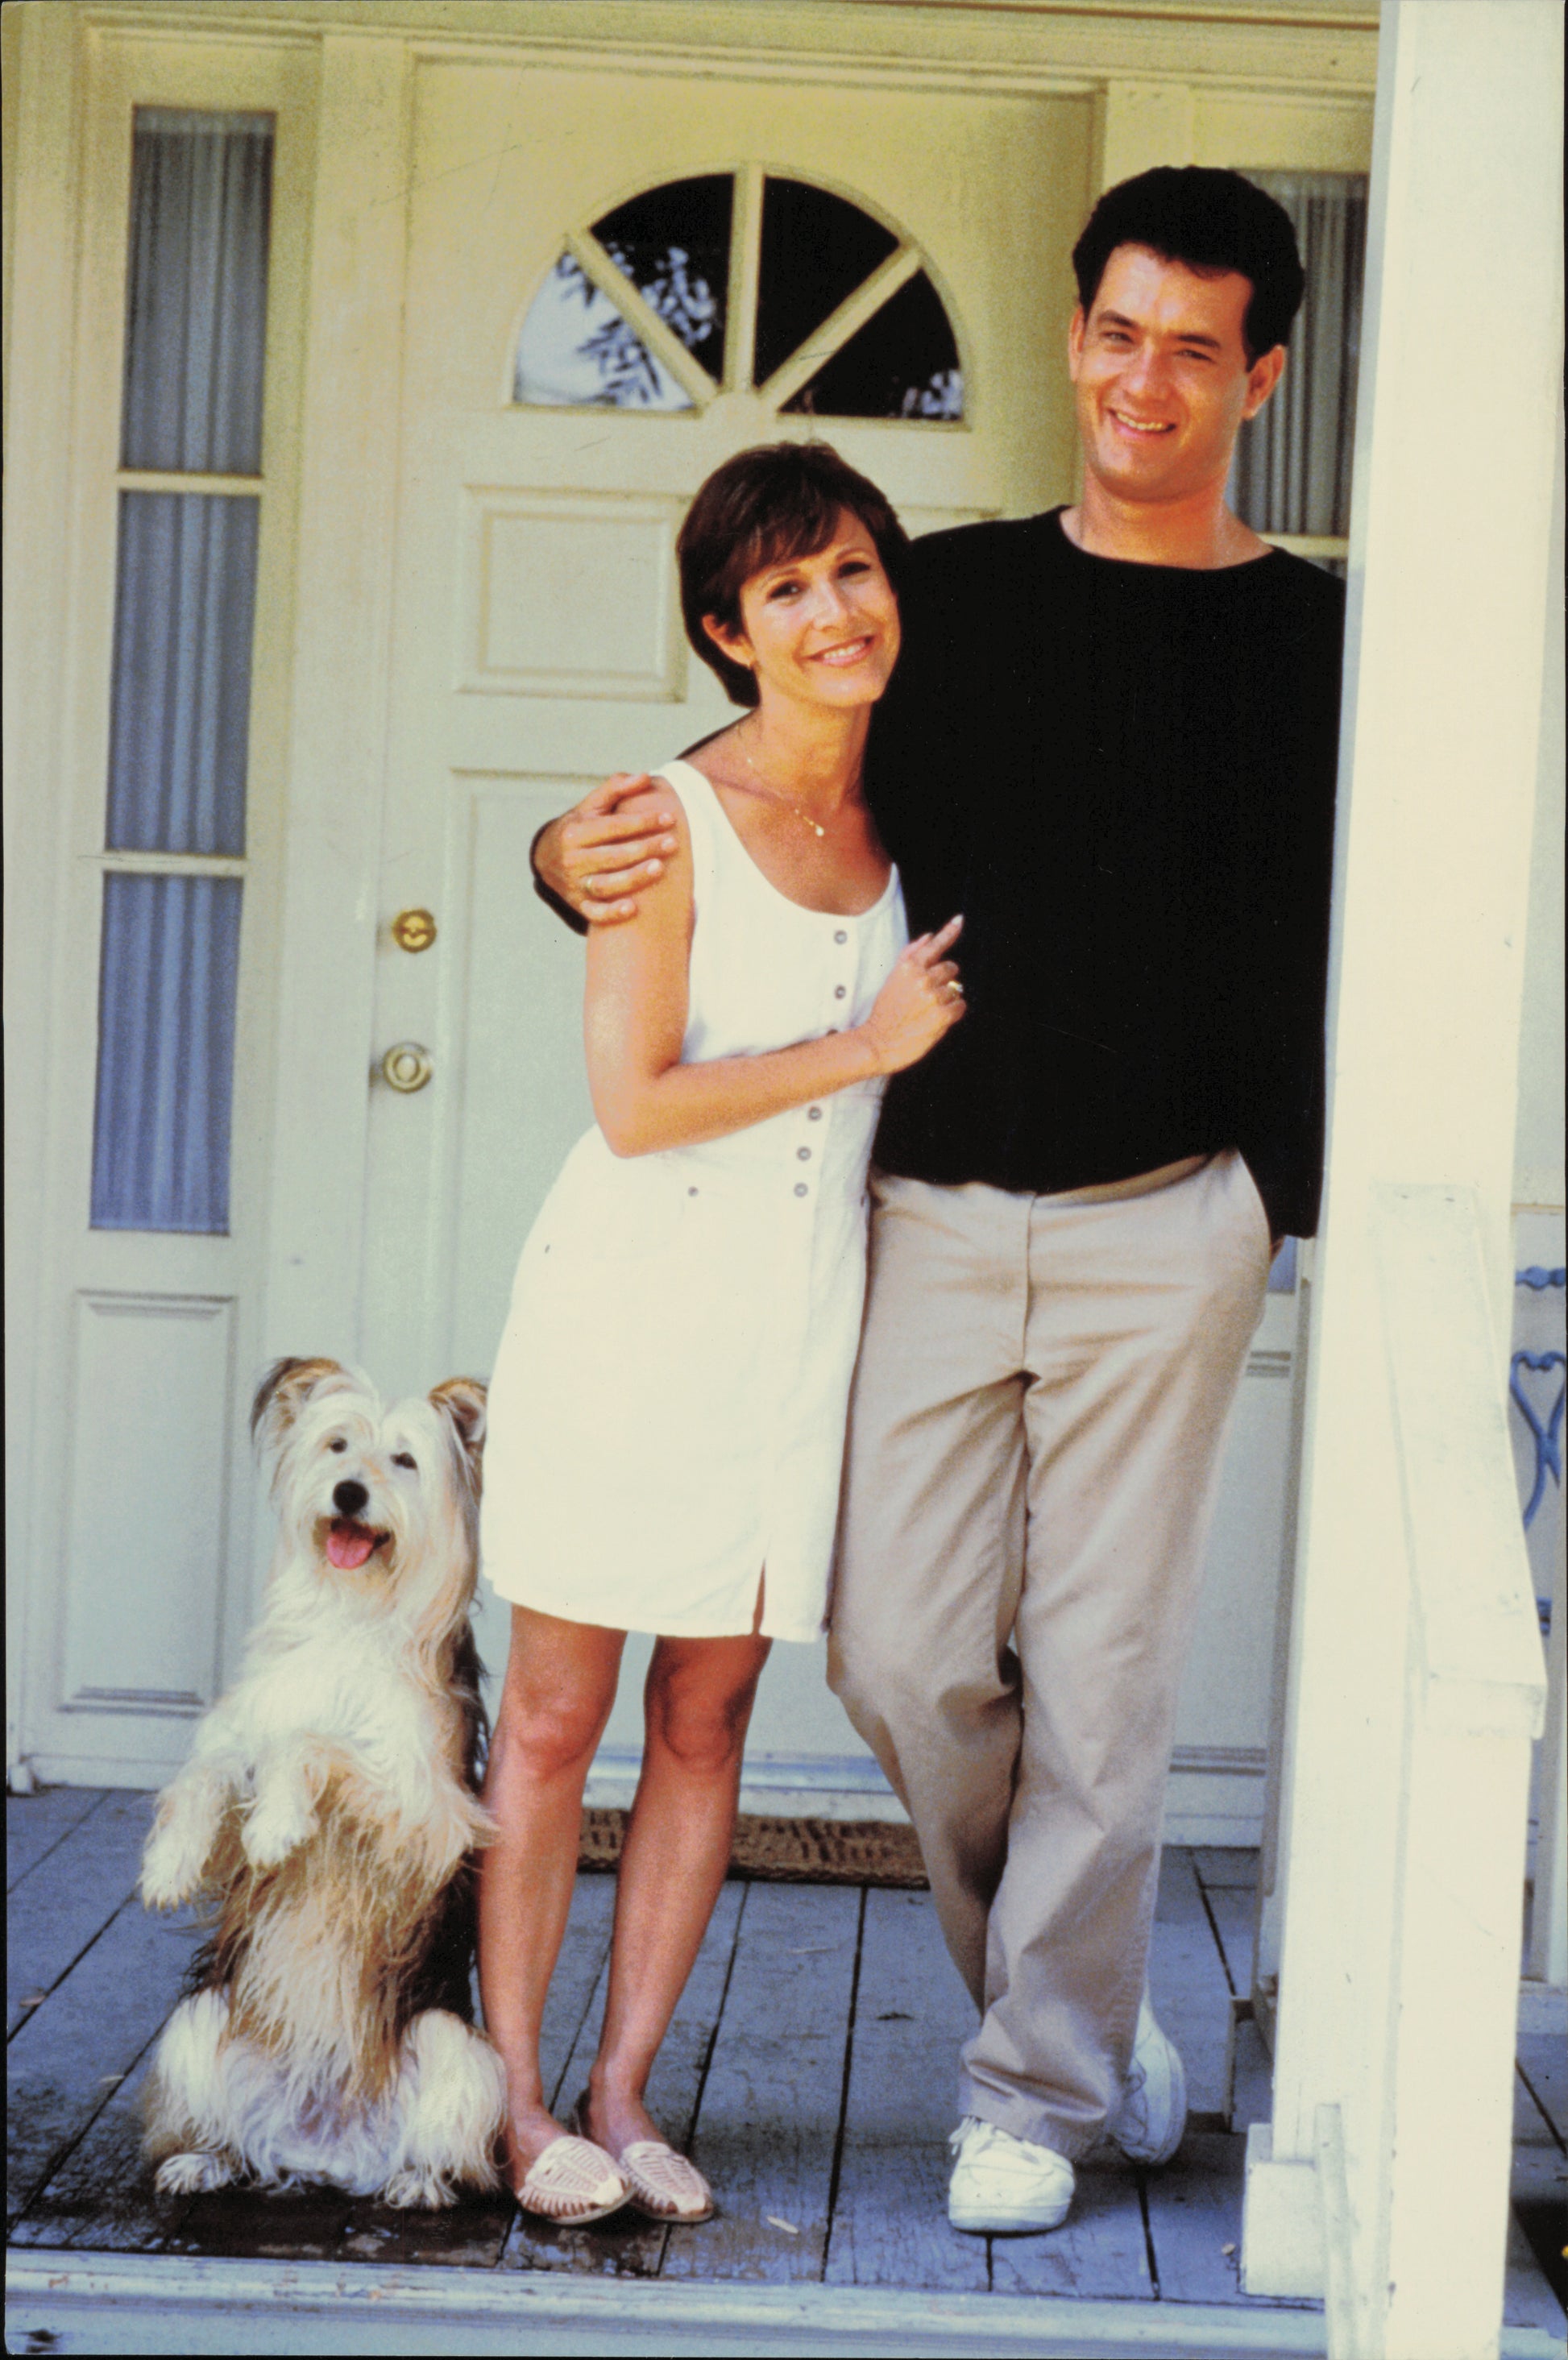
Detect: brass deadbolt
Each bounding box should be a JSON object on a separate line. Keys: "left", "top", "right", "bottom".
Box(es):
{"left": 391, "top": 907, "right": 438, "bottom": 952}
{"left": 380, "top": 1042, "right": 433, "bottom": 1093}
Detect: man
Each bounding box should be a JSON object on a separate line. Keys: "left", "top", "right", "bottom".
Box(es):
{"left": 533, "top": 168, "right": 1343, "bottom": 2232}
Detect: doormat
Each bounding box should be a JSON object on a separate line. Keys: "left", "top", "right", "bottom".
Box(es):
{"left": 579, "top": 1808, "right": 927, "bottom": 1888}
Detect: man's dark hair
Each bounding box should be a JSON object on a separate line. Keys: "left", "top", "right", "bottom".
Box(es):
{"left": 678, "top": 441, "right": 909, "bottom": 708}
{"left": 1072, "top": 168, "right": 1305, "bottom": 365}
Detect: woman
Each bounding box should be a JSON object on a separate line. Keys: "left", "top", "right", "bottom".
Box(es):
{"left": 477, "top": 442, "right": 963, "bottom": 2227}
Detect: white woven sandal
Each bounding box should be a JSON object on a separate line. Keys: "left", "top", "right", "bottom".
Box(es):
{"left": 616, "top": 2138, "right": 716, "bottom": 2223}
{"left": 515, "top": 2133, "right": 630, "bottom": 2226}
{"left": 570, "top": 2092, "right": 715, "bottom": 2223}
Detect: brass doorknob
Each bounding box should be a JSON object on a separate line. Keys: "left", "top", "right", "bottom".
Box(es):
{"left": 391, "top": 907, "right": 438, "bottom": 952}
{"left": 380, "top": 1042, "right": 433, "bottom": 1093}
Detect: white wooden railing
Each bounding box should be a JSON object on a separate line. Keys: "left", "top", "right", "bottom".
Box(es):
{"left": 1246, "top": 1186, "right": 1549, "bottom": 2359}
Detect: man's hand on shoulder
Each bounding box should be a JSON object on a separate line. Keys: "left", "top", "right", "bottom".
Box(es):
{"left": 533, "top": 774, "right": 678, "bottom": 926}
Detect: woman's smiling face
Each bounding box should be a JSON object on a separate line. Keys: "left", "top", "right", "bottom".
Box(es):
{"left": 706, "top": 509, "right": 901, "bottom": 713}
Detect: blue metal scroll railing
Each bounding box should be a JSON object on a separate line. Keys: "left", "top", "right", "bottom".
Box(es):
{"left": 1512, "top": 1263, "right": 1566, "bottom": 1645}
{"left": 1512, "top": 1265, "right": 1566, "bottom": 1533}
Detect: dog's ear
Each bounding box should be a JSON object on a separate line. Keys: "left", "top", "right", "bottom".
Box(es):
{"left": 430, "top": 1378, "right": 487, "bottom": 1482}
{"left": 251, "top": 1358, "right": 351, "bottom": 1453}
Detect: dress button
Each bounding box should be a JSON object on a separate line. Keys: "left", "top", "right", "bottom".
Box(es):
{"left": 834, "top": 929, "right": 848, "bottom": 945}
{"left": 797, "top": 1147, "right": 811, "bottom": 1162}
{"left": 834, "top": 985, "right": 847, "bottom": 1000}
{"left": 808, "top": 1105, "right": 823, "bottom": 1121}
{"left": 794, "top": 1182, "right": 809, "bottom": 1197}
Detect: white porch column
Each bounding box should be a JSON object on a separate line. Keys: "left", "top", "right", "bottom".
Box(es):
{"left": 1242, "top": 0, "right": 1561, "bottom": 2348}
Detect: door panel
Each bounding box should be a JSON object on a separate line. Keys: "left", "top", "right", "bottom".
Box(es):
{"left": 63, "top": 1291, "right": 237, "bottom": 1714}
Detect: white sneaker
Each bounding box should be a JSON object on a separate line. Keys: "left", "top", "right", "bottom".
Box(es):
{"left": 1106, "top": 1991, "right": 1188, "bottom": 2166}
{"left": 947, "top": 2116, "right": 1075, "bottom": 2233}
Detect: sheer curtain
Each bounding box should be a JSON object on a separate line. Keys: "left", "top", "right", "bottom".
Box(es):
{"left": 119, "top": 108, "right": 272, "bottom": 476}
{"left": 1236, "top": 173, "right": 1367, "bottom": 1280}
{"left": 1230, "top": 172, "right": 1368, "bottom": 546}
{"left": 90, "top": 110, "right": 272, "bottom": 1234}
{"left": 106, "top": 492, "right": 257, "bottom": 857}
{"left": 92, "top": 876, "right": 243, "bottom": 1232}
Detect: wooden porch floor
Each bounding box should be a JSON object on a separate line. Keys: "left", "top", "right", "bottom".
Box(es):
{"left": 7, "top": 1789, "right": 1566, "bottom": 2350}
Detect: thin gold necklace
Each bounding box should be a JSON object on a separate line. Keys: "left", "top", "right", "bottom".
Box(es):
{"left": 735, "top": 720, "right": 848, "bottom": 840}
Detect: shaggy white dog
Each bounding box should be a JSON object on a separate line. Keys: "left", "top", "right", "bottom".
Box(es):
{"left": 140, "top": 1358, "right": 508, "bottom": 2208}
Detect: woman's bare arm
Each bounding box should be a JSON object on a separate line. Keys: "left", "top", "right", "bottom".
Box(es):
{"left": 583, "top": 791, "right": 963, "bottom": 1158}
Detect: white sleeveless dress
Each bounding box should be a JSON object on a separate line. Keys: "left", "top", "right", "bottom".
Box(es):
{"left": 480, "top": 760, "right": 907, "bottom": 1645}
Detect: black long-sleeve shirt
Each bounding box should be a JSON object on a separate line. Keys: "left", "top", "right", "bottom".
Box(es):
{"left": 866, "top": 510, "right": 1343, "bottom": 1240}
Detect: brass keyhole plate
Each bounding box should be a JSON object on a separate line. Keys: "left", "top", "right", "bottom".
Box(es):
{"left": 380, "top": 1042, "right": 433, "bottom": 1093}
{"left": 392, "top": 908, "right": 438, "bottom": 953}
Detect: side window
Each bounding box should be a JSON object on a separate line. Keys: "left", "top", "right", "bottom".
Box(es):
{"left": 1233, "top": 169, "right": 1368, "bottom": 1291}
{"left": 515, "top": 172, "right": 963, "bottom": 424}
{"left": 91, "top": 108, "right": 273, "bottom": 1234}
{"left": 1230, "top": 170, "right": 1369, "bottom": 576}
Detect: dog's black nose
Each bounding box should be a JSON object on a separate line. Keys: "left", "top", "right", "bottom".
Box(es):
{"left": 332, "top": 1479, "right": 369, "bottom": 1519}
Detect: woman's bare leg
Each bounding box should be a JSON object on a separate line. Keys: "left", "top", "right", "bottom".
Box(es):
{"left": 583, "top": 1625, "right": 770, "bottom": 2152}
{"left": 479, "top": 1603, "right": 625, "bottom": 2183}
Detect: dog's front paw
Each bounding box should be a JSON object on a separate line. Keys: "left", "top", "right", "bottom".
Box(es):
{"left": 383, "top": 2167, "right": 455, "bottom": 2210}
{"left": 242, "top": 1789, "right": 317, "bottom": 1869}
{"left": 155, "top": 2150, "right": 238, "bottom": 2197}
{"left": 141, "top": 1819, "right": 209, "bottom": 1910}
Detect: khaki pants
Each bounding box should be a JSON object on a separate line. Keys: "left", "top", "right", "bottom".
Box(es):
{"left": 827, "top": 1151, "right": 1270, "bottom": 2159}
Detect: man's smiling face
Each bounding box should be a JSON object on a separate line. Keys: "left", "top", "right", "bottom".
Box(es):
{"left": 1068, "top": 243, "right": 1285, "bottom": 511}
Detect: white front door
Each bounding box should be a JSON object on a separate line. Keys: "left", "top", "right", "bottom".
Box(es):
{"left": 357, "top": 60, "right": 1089, "bottom": 1785}
{"left": 356, "top": 56, "right": 1301, "bottom": 1824}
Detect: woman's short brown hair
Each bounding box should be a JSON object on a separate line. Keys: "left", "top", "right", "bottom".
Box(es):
{"left": 677, "top": 441, "right": 909, "bottom": 708}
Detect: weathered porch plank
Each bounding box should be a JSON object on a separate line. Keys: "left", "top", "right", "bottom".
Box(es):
{"left": 1508, "top": 2047, "right": 1567, "bottom": 2322}
{"left": 1224, "top": 2005, "right": 1276, "bottom": 2135}
{"left": 536, "top": 1872, "right": 620, "bottom": 2106}
{"left": 8, "top": 1790, "right": 156, "bottom": 2034}
{"left": 6, "top": 1891, "right": 204, "bottom": 2233}
{"left": 1142, "top": 2128, "right": 1306, "bottom": 2311}
{"left": 1142, "top": 2128, "right": 1246, "bottom": 2304}
{"left": 1503, "top": 2207, "right": 1568, "bottom": 2336}
{"left": 333, "top": 2193, "right": 513, "bottom": 2272}
{"left": 987, "top": 2161, "right": 1151, "bottom": 2303}
{"left": 1192, "top": 1848, "right": 1259, "bottom": 1893}
{"left": 498, "top": 1875, "right": 745, "bottom": 2277}
{"left": 1516, "top": 2030, "right": 1568, "bottom": 2149}
{"left": 6, "top": 1786, "right": 106, "bottom": 1892}
{"left": 1202, "top": 1884, "right": 1257, "bottom": 2001}
{"left": 8, "top": 1840, "right": 1562, "bottom": 2341}
{"left": 9, "top": 2043, "right": 177, "bottom": 2253}
{"left": 664, "top": 1879, "right": 859, "bottom": 2285}
{"left": 1147, "top": 1848, "right": 1232, "bottom": 2117}
{"left": 823, "top": 1886, "right": 988, "bottom": 2293}
{"left": 168, "top": 2181, "right": 357, "bottom": 2261}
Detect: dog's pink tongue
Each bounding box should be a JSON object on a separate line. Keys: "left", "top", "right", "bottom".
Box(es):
{"left": 326, "top": 1520, "right": 377, "bottom": 1570}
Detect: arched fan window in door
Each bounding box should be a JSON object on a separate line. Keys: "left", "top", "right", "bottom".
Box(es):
{"left": 515, "top": 171, "right": 964, "bottom": 422}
